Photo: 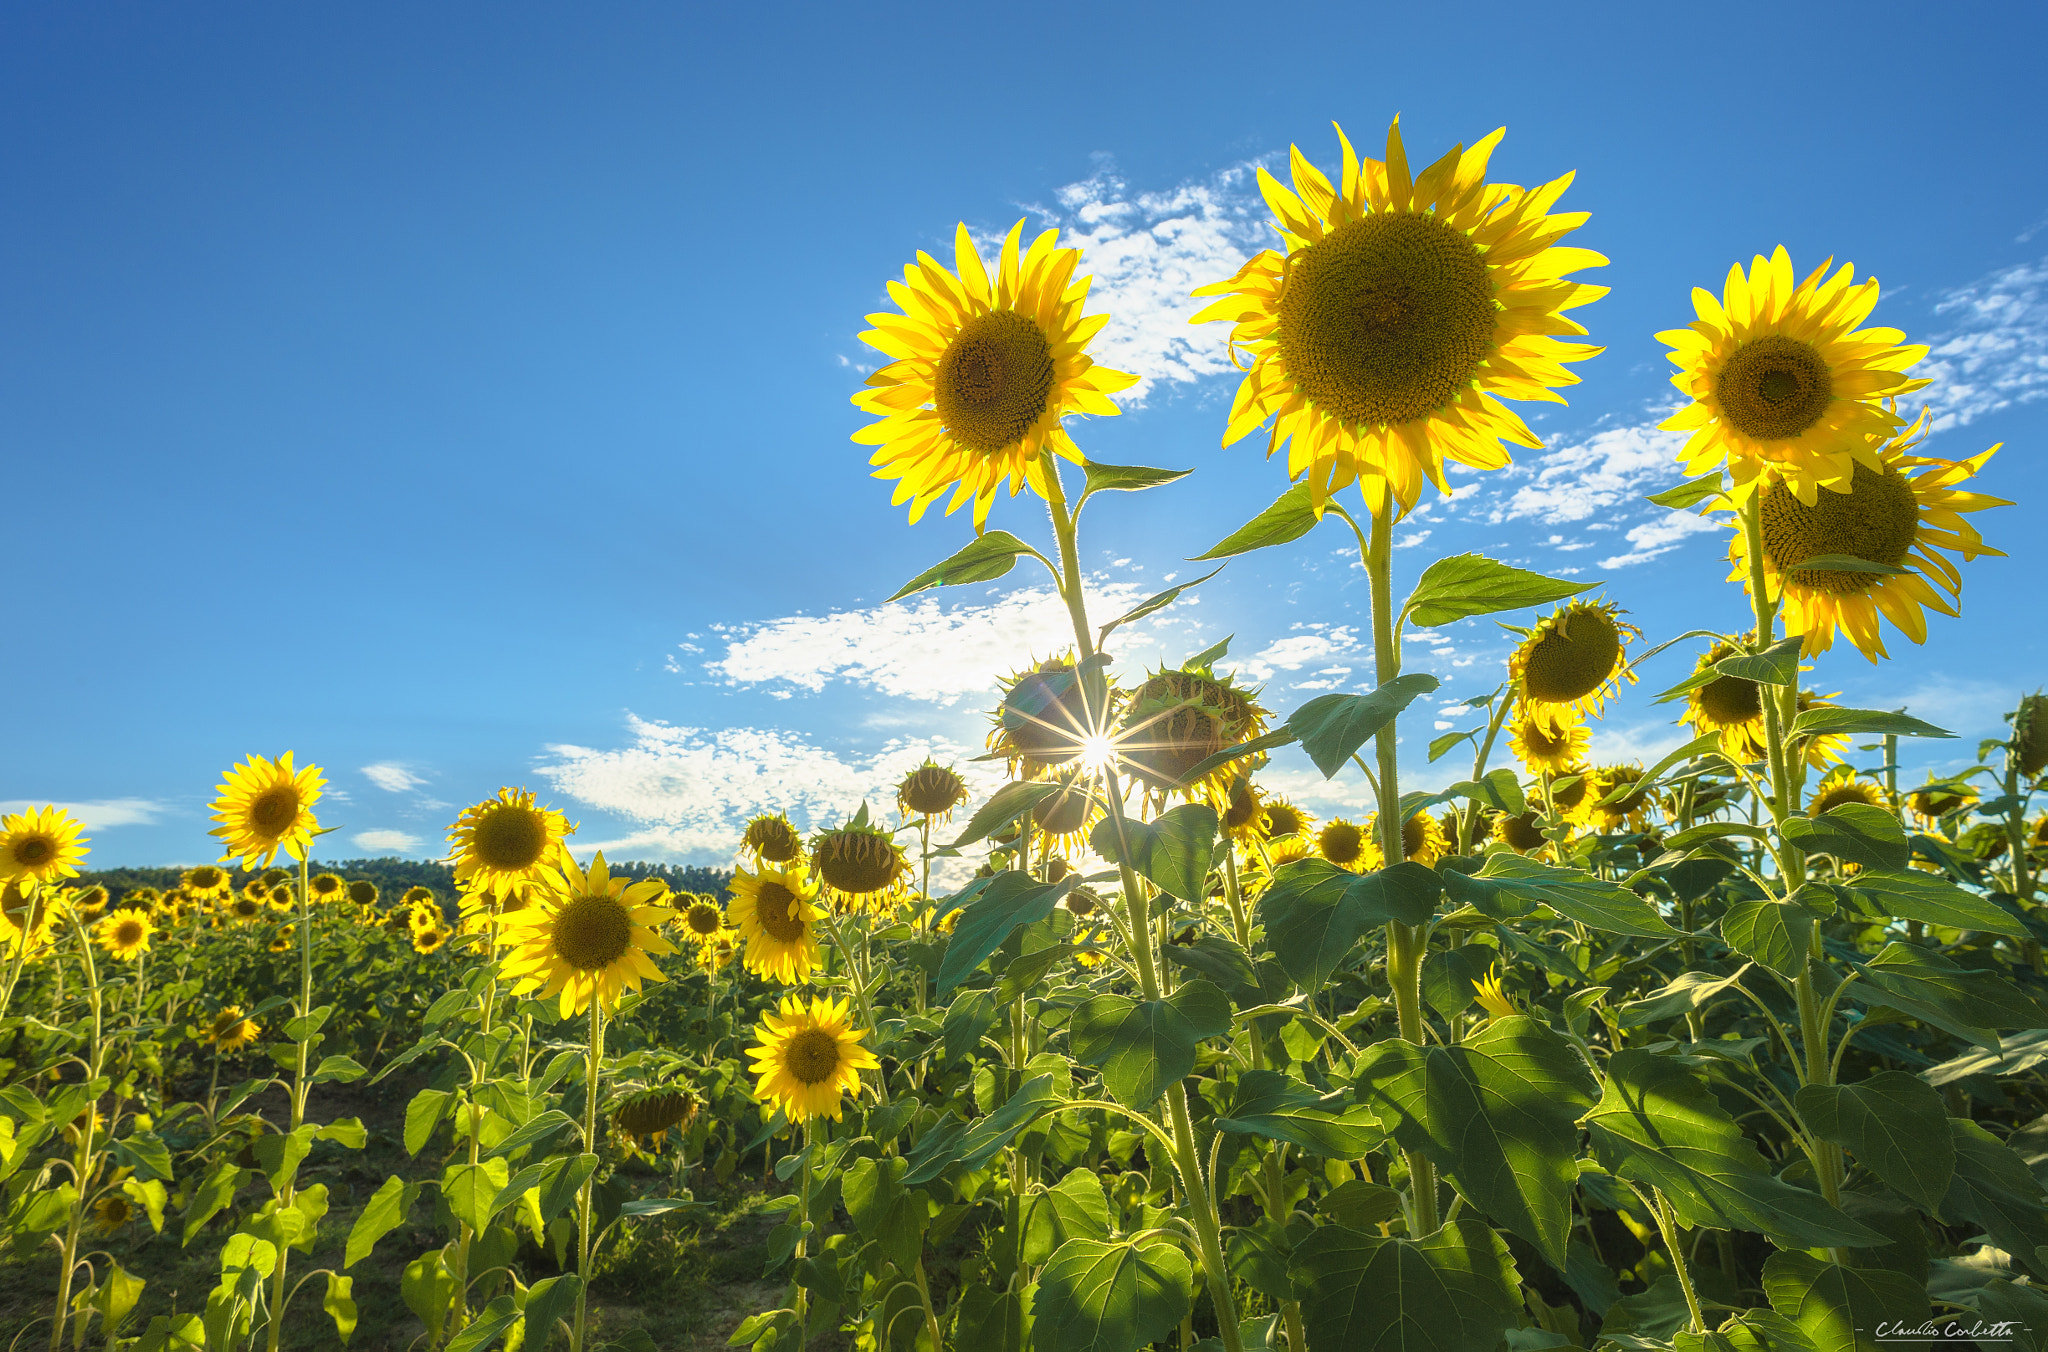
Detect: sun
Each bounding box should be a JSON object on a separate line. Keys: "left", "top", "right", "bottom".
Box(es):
{"left": 747, "top": 993, "right": 879, "bottom": 1124}
{"left": 210, "top": 753, "right": 325, "bottom": 870}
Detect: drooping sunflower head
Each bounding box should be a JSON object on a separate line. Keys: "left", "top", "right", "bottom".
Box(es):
{"left": 1511, "top": 601, "right": 1641, "bottom": 721}
{"left": 1117, "top": 665, "right": 1270, "bottom": 800}
{"left": 1809, "top": 773, "right": 1889, "bottom": 817}
{"left": 1497, "top": 810, "right": 1551, "bottom": 855}
{"left": 990, "top": 656, "right": 1099, "bottom": 777}
{"left": 852, "top": 221, "right": 1140, "bottom": 527}
{"left": 1261, "top": 798, "right": 1316, "bottom": 843}
{"left": 1191, "top": 119, "right": 1606, "bottom": 517}
{"left": 897, "top": 761, "right": 969, "bottom": 821}
{"left": 210, "top": 753, "right": 325, "bottom": 870}
{"left": 337, "top": 880, "right": 374, "bottom": 912}
{"left": 1507, "top": 702, "right": 1590, "bottom": 776}
{"left": 681, "top": 897, "right": 726, "bottom": 941}
{"left": 1222, "top": 777, "right": 1268, "bottom": 842}
{"left": 498, "top": 852, "right": 675, "bottom": 1018}
{"left": 400, "top": 885, "right": 435, "bottom": 908}
{"left": 1063, "top": 885, "right": 1103, "bottom": 919}
{"left": 0, "top": 805, "right": 90, "bottom": 888}
{"left": 1030, "top": 766, "right": 1104, "bottom": 855}
{"left": 2015, "top": 693, "right": 2048, "bottom": 779}
{"left": 728, "top": 861, "right": 823, "bottom": 985}
{"left": 91, "top": 1194, "right": 135, "bottom": 1236}
{"left": 1730, "top": 417, "right": 2007, "bottom": 661}
{"left": 120, "top": 886, "right": 162, "bottom": 914}
{"left": 74, "top": 884, "right": 110, "bottom": 918}
{"left": 1905, "top": 777, "right": 1979, "bottom": 827}
{"left": 813, "top": 823, "right": 908, "bottom": 900}
{"left": 447, "top": 788, "right": 574, "bottom": 899}
{"left": 741, "top": 813, "right": 804, "bottom": 864}
{"left": 1682, "top": 638, "right": 1767, "bottom": 760}
{"left": 614, "top": 1085, "right": 701, "bottom": 1146}
{"left": 180, "top": 864, "right": 231, "bottom": 899}
{"left": 1659, "top": 249, "right": 1930, "bottom": 501}
{"left": 307, "top": 873, "right": 346, "bottom": 904}
{"left": 1359, "top": 810, "right": 1447, "bottom": 869}
{"left": 204, "top": 1005, "right": 261, "bottom": 1052}
{"left": 1586, "top": 765, "right": 1655, "bottom": 832}
{"left": 97, "top": 910, "right": 154, "bottom": 959}
{"left": 747, "top": 992, "right": 880, "bottom": 1124}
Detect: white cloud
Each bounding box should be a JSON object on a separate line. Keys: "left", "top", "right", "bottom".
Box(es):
{"left": 1587, "top": 720, "right": 1692, "bottom": 769}
{"left": 1908, "top": 258, "right": 2048, "bottom": 431}
{"left": 1493, "top": 421, "right": 1688, "bottom": 526}
{"left": 352, "top": 829, "right": 423, "bottom": 855}
{"left": 361, "top": 763, "right": 426, "bottom": 793}
{"left": 0, "top": 798, "right": 163, "bottom": 829}
{"left": 1597, "top": 509, "right": 1725, "bottom": 569}
{"left": 1235, "top": 626, "right": 1365, "bottom": 683}
{"left": 706, "top": 579, "right": 1170, "bottom": 705}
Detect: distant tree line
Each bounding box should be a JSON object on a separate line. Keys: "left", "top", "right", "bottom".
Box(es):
{"left": 75, "top": 856, "right": 735, "bottom": 905}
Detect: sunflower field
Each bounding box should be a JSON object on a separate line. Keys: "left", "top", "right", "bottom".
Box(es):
{"left": 6, "top": 118, "right": 2047, "bottom": 1352}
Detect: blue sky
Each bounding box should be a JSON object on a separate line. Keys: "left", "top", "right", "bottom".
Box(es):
{"left": 5, "top": 2, "right": 2045, "bottom": 870}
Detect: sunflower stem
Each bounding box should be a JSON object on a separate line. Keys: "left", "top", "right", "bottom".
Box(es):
{"left": 572, "top": 999, "right": 605, "bottom": 1352}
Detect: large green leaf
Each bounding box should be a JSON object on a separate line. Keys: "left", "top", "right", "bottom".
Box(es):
{"left": 1285, "top": 677, "right": 1441, "bottom": 778}
{"left": 903, "top": 1074, "right": 1063, "bottom": 1186}
{"left": 1162, "top": 934, "right": 1261, "bottom": 1002}
{"left": 1442, "top": 853, "right": 1680, "bottom": 938}
{"left": 1781, "top": 804, "right": 1911, "bottom": 872}
{"left": 936, "top": 872, "right": 1068, "bottom": 995}
{"left": 1921, "top": 1029, "right": 2048, "bottom": 1087}
{"left": 1850, "top": 942, "right": 2048, "bottom": 1049}
{"left": 842, "top": 1155, "right": 927, "bottom": 1273}
{"left": 951, "top": 782, "right": 1060, "bottom": 848}
{"left": 1191, "top": 483, "right": 1322, "bottom": 561}
{"left": 1401, "top": 554, "right": 1590, "bottom": 628}
{"left": 1081, "top": 460, "right": 1192, "bottom": 497}
{"left": 1255, "top": 859, "right": 1436, "bottom": 992}
{"left": 1843, "top": 870, "right": 2032, "bottom": 937}
{"left": 1106, "top": 802, "right": 1217, "bottom": 903}
{"left": 1033, "top": 1236, "right": 1193, "bottom": 1352}
{"left": 1287, "top": 1219, "right": 1523, "bottom": 1352}
{"left": 1762, "top": 1251, "right": 1928, "bottom": 1352}
{"left": 1581, "top": 1050, "right": 1881, "bottom": 1248}
{"left": 1722, "top": 898, "right": 1814, "bottom": 980}
{"left": 1070, "top": 980, "right": 1231, "bottom": 1107}
{"left": 1021, "top": 1166, "right": 1113, "bottom": 1266}
{"left": 1355, "top": 1017, "right": 1599, "bottom": 1268}
{"left": 888, "top": 531, "right": 1037, "bottom": 601}
{"left": 1215, "top": 1069, "right": 1385, "bottom": 1157}
{"left": 1794, "top": 1072, "right": 1955, "bottom": 1213}
{"left": 1943, "top": 1117, "right": 2048, "bottom": 1275}
{"left": 1788, "top": 707, "right": 1954, "bottom": 740}
{"left": 1712, "top": 635, "right": 1805, "bottom": 687}
{"left": 343, "top": 1176, "right": 416, "bottom": 1269}
{"left": 1434, "top": 768, "right": 1527, "bottom": 816}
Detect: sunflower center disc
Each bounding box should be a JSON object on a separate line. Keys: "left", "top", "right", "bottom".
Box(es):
{"left": 1275, "top": 212, "right": 1496, "bottom": 427}
{"left": 756, "top": 883, "right": 805, "bottom": 942}
{"left": 12, "top": 836, "right": 53, "bottom": 867}
{"left": 1715, "top": 335, "right": 1834, "bottom": 441}
{"left": 551, "top": 894, "right": 633, "bottom": 970}
{"left": 1321, "top": 822, "right": 1364, "bottom": 866}
{"left": 248, "top": 786, "right": 302, "bottom": 838}
{"left": 1400, "top": 814, "right": 1429, "bottom": 859}
{"left": 1759, "top": 464, "right": 1919, "bottom": 594}
{"left": 1698, "top": 673, "right": 1764, "bottom": 725}
{"left": 934, "top": 309, "right": 1057, "bottom": 454}
{"left": 686, "top": 904, "right": 721, "bottom": 936}
{"left": 473, "top": 805, "right": 548, "bottom": 869}
{"left": 785, "top": 1028, "right": 842, "bottom": 1085}
{"left": 1522, "top": 610, "right": 1622, "bottom": 704}
{"left": 117, "top": 920, "right": 143, "bottom": 945}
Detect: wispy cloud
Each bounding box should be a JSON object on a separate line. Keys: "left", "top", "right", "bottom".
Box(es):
{"left": 1235, "top": 625, "right": 1365, "bottom": 684}
{"left": 351, "top": 828, "right": 422, "bottom": 855}
{"left": 0, "top": 799, "right": 163, "bottom": 829}
{"left": 1908, "top": 257, "right": 2048, "bottom": 431}
{"left": 1597, "top": 509, "right": 1725, "bottom": 570}
{"left": 1492, "top": 422, "right": 1685, "bottom": 527}
{"left": 361, "top": 763, "right": 426, "bottom": 793}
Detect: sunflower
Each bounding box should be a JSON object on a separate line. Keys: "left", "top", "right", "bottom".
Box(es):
{"left": 1359, "top": 810, "right": 1447, "bottom": 868}
{"left": 852, "top": 221, "right": 1139, "bottom": 526}
{"left": 1316, "top": 818, "right": 1370, "bottom": 870}
{"left": 741, "top": 813, "right": 804, "bottom": 864}
{"left": 614, "top": 1086, "right": 701, "bottom": 1148}
{"left": 1261, "top": 798, "right": 1317, "bottom": 843}
{"left": 2016, "top": 693, "right": 2048, "bottom": 779}
{"left": 180, "top": 864, "right": 232, "bottom": 900}
{"left": 407, "top": 900, "right": 439, "bottom": 933}
{"left": 1511, "top": 601, "right": 1640, "bottom": 724}
{"left": 210, "top": 754, "right": 324, "bottom": 870}
{"left": 268, "top": 924, "right": 295, "bottom": 954}
{"left": 1659, "top": 249, "right": 1929, "bottom": 502}
{"left": 1507, "top": 702, "right": 1591, "bottom": 775}
{"left": 0, "top": 805, "right": 89, "bottom": 888}
{"left": 1191, "top": 119, "right": 1606, "bottom": 517}
{"left": 1472, "top": 971, "right": 1519, "bottom": 1022}
{"left": 121, "top": 886, "right": 162, "bottom": 913}
{"left": 813, "top": 824, "right": 907, "bottom": 899}
{"left": 1497, "top": 810, "right": 1550, "bottom": 855}
{"left": 265, "top": 881, "right": 295, "bottom": 912}
{"left": 1242, "top": 836, "right": 1313, "bottom": 897}
{"left": 699, "top": 936, "right": 737, "bottom": 972}
{"left": 679, "top": 896, "right": 727, "bottom": 945}
{"left": 1441, "top": 808, "right": 1494, "bottom": 852}
{"left": 97, "top": 910, "right": 154, "bottom": 959}
{"left": 401, "top": 885, "right": 436, "bottom": 908}
{"left": 0, "top": 879, "right": 61, "bottom": 956}
{"left": 1545, "top": 767, "right": 1595, "bottom": 826}
{"left": 223, "top": 891, "right": 266, "bottom": 924}
{"left": 70, "top": 884, "right": 108, "bottom": 919}
{"left": 989, "top": 656, "right": 1100, "bottom": 777}
{"left": 447, "top": 789, "right": 574, "bottom": 900}
{"left": 1728, "top": 414, "right": 2006, "bottom": 661}
{"left": 1785, "top": 691, "right": 1851, "bottom": 771}
{"left": 412, "top": 925, "right": 448, "bottom": 955}
{"left": 203, "top": 1005, "right": 262, "bottom": 1053}
{"left": 897, "top": 761, "right": 969, "bottom": 821}
{"left": 728, "top": 862, "right": 824, "bottom": 983}
{"left": 1029, "top": 767, "right": 1105, "bottom": 856}
{"left": 1222, "top": 778, "right": 1269, "bottom": 842}
{"left": 1117, "top": 665, "right": 1270, "bottom": 802}
{"left": 307, "top": 873, "right": 347, "bottom": 905}
{"left": 346, "top": 880, "right": 379, "bottom": 910}
{"left": 91, "top": 1194, "right": 135, "bottom": 1236}
{"left": 498, "top": 854, "right": 674, "bottom": 1018}
{"left": 1586, "top": 765, "right": 1655, "bottom": 832}
{"left": 1905, "top": 778, "right": 1979, "bottom": 828}
{"left": 1809, "top": 774, "right": 1889, "bottom": 817}
{"left": 747, "top": 993, "right": 879, "bottom": 1123}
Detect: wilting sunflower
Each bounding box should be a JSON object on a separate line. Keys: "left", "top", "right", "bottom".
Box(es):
{"left": 180, "top": 864, "right": 231, "bottom": 900}
{"left": 307, "top": 873, "right": 347, "bottom": 906}
{"left": 852, "top": 221, "right": 1139, "bottom": 526}
{"left": 741, "top": 813, "right": 804, "bottom": 864}
{"left": 1222, "top": 778, "right": 1269, "bottom": 842}
{"left": 91, "top": 1194, "right": 135, "bottom": 1236}
{"left": 203, "top": 1005, "right": 261, "bottom": 1052}
{"left": 1359, "top": 810, "right": 1447, "bottom": 868}
{"left": 1317, "top": 819, "right": 1370, "bottom": 870}
{"left": 989, "top": 656, "right": 1100, "bottom": 777}
{"left": 1905, "top": 778, "right": 1979, "bottom": 827}
{"left": 1191, "top": 119, "right": 1606, "bottom": 516}
{"left": 614, "top": 1085, "right": 701, "bottom": 1148}
{"left": 1497, "top": 810, "right": 1551, "bottom": 855}
{"left": 1728, "top": 414, "right": 2006, "bottom": 661}
{"left": 1118, "top": 665, "right": 1270, "bottom": 802}
{"left": 748, "top": 993, "right": 879, "bottom": 1123}
{"left": 1030, "top": 767, "right": 1104, "bottom": 856}
{"left": 499, "top": 853, "right": 674, "bottom": 1018}
{"left": 0, "top": 805, "right": 89, "bottom": 889}
{"left": 1586, "top": 765, "right": 1655, "bottom": 832}
{"left": 728, "top": 862, "right": 823, "bottom": 984}
{"left": 897, "top": 761, "right": 969, "bottom": 821}
{"left": 412, "top": 925, "right": 448, "bottom": 955}
{"left": 1261, "top": 798, "right": 1317, "bottom": 843}
{"left": 813, "top": 824, "right": 907, "bottom": 900}
{"left": 1659, "top": 248, "right": 1928, "bottom": 502}
{"left": 1507, "top": 702, "right": 1591, "bottom": 775}
{"left": 678, "top": 896, "right": 727, "bottom": 946}
{"left": 448, "top": 788, "right": 574, "bottom": 900}
{"left": 210, "top": 753, "right": 324, "bottom": 870}
{"left": 401, "top": 885, "right": 436, "bottom": 908}
{"left": 2015, "top": 693, "right": 2048, "bottom": 779}
{"left": 97, "top": 910, "right": 154, "bottom": 959}
{"left": 1810, "top": 773, "right": 1888, "bottom": 816}
{"left": 1511, "top": 601, "right": 1640, "bottom": 724}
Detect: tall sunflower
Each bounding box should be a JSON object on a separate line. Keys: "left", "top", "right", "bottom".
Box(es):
{"left": 180, "top": 864, "right": 231, "bottom": 901}
{"left": 1, "top": 879, "right": 62, "bottom": 957}
{"left": 1659, "top": 249, "right": 1929, "bottom": 502}
{"left": 498, "top": 853, "right": 675, "bottom": 1018}
{"left": 447, "top": 788, "right": 574, "bottom": 900}
{"left": 97, "top": 911, "right": 154, "bottom": 959}
{"left": 1359, "top": 810, "right": 1447, "bottom": 869}
{"left": 677, "top": 895, "right": 728, "bottom": 947}
{"left": 1028, "top": 766, "right": 1105, "bottom": 857}
{"left": 0, "top": 805, "right": 89, "bottom": 889}
{"left": 1681, "top": 639, "right": 1767, "bottom": 761}
{"left": 1316, "top": 818, "right": 1370, "bottom": 870}
{"left": 1117, "top": 665, "right": 1270, "bottom": 802}
{"left": 1507, "top": 702, "right": 1591, "bottom": 775}
{"left": 747, "top": 993, "right": 879, "bottom": 1124}
{"left": 728, "top": 861, "right": 823, "bottom": 984}
{"left": 897, "top": 761, "right": 969, "bottom": 822}
{"left": 813, "top": 824, "right": 908, "bottom": 904}
{"left": 1511, "top": 600, "right": 1640, "bottom": 723}
{"left": 1728, "top": 413, "right": 2006, "bottom": 660}
{"left": 1586, "top": 765, "right": 1655, "bottom": 832}
{"left": 741, "top": 813, "right": 805, "bottom": 865}
{"left": 210, "top": 753, "right": 325, "bottom": 870}
{"left": 1191, "top": 119, "right": 1606, "bottom": 516}
{"left": 852, "top": 222, "right": 1139, "bottom": 526}
{"left": 1810, "top": 772, "right": 1889, "bottom": 816}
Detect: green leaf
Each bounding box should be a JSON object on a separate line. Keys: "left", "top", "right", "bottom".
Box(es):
{"left": 252, "top": 1124, "right": 317, "bottom": 1192}
{"left": 1285, "top": 676, "right": 1442, "bottom": 778}
{"left": 484, "top": 1108, "right": 576, "bottom": 1160}
{"left": 1922, "top": 1029, "right": 2048, "bottom": 1086}
{"left": 903, "top": 1074, "right": 1064, "bottom": 1186}
{"left": 1215, "top": 1069, "right": 1385, "bottom": 1157}
{"left": 520, "top": 1275, "right": 581, "bottom": 1350}
{"left": 1969, "top": 1281, "right": 2048, "bottom": 1352}
{"left": 888, "top": 530, "right": 1037, "bottom": 602}
{"left": 1355, "top": 1017, "right": 1599, "bottom": 1268}
{"left": 181, "top": 1161, "right": 249, "bottom": 1246}
{"left": 443, "top": 1294, "right": 518, "bottom": 1352}
{"left": 1112, "top": 802, "right": 1218, "bottom": 902}
{"left": 344, "top": 1176, "right": 415, "bottom": 1269}
{"left": 1081, "top": 460, "right": 1192, "bottom": 497}
{"left": 1712, "top": 635, "right": 1805, "bottom": 687}
{"left": 1071, "top": 980, "right": 1231, "bottom": 1107}
{"left": 310, "top": 1055, "right": 367, "bottom": 1084}
{"left": 1022, "top": 1167, "right": 1112, "bottom": 1266}
{"left": 1288, "top": 1219, "right": 1523, "bottom": 1352}
{"left": 1785, "top": 553, "right": 1911, "bottom": 577}
{"left": 1167, "top": 728, "right": 1302, "bottom": 792}
{"left": 952, "top": 1286, "right": 1030, "bottom": 1352}
{"left": 1723, "top": 898, "right": 1814, "bottom": 980}
{"left": 110, "top": 1131, "right": 175, "bottom": 1182}
{"left": 1794, "top": 1072, "right": 1954, "bottom": 1213}
{"left": 1429, "top": 729, "right": 1478, "bottom": 763}
{"left": 1402, "top": 554, "right": 1591, "bottom": 628}
{"left": 1844, "top": 869, "right": 2032, "bottom": 937}
{"left": 1762, "top": 1251, "right": 1928, "bottom": 1352}
{"left": 1646, "top": 473, "right": 1727, "bottom": 510}
{"left": 842, "top": 1155, "right": 926, "bottom": 1273}
{"left": 1790, "top": 706, "right": 1954, "bottom": 739}
{"left": 1034, "top": 1235, "right": 1194, "bottom": 1352}
{"left": 1782, "top": 804, "right": 1912, "bottom": 872}
{"left": 1581, "top": 1050, "right": 1881, "bottom": 1249}
{"left": 318, "top": 1117, "right": 367, "bottom": 1148}
{"left": 941, "top": 987, "right": 1000, "bottom": 1064}
{"left": 1443, "top": 853, "right": 1680, "bottom": 938}
{"left": 950, "top": 781, "right": 1060, "bottom": 848}
{"left": 1098, "top": 565, "right": 1223, "bottom": 643}
{"left": 1162, "top": 934, "right": 1261, "bottom": 1003}
{"left": 936, "top": 871, "right": 1067, "bottom": 995}
{"left": 1256, "top": 860, "right": 1438, "bottom": 993}
{"left": 1190, "top": 483, "right": 1322, "bottom": 561}
{"left": 404, "top": 1088, "right": 452, "bottom": 1156}
{"left": 1436, "top": 768, "right": 1527, "bottom": 816}
{"left": 1227, "top": 1223, "right": 1298, "bottom": 1302}
{"left": 1943, "top": 1117, "right": 2048, "bottom": 1275}
{"left": 1851, "top": 942, "right": 2048, "bottom": 1048}
{"left": 442, "top": 1159, "right": 511, "bottom": 1234}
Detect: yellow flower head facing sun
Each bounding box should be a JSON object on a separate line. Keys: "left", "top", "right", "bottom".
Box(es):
{"left": 0, "top": 805, "right": 90, "bottom": 888}
{"left": 180, "top": 864, "right": 231, "bottom": 900}
{"left": 747, "top": 992, "right": 879, "bottom": 1124}
{"left": 97, "top": 910, "right": 155, "bottom": 960}
{"left": 1659, "top": 248, "right": 1930, "bottom": 502}
{"left": 852, "top": 221, "right": 1140, "bottom": 527}
{"left": 1682, "top": 638, "right": 1768, "bottom": 761}
{"left": 727, "top": 861, "right": 824, "bottom": 985}
{"left": 1191, "top": 118, "right": 1606, "bottom": 518}
{"left": 447, "top": 788, "right": 575, "bottom": 900}
{"left": 1728, "top": 412, "right": 2007, "bottom": 661}
{"left": 498, "top": 852, "right": 675, "bottom": 1019}
{"left": 210, "top": 753, "right": 325, "bottom": 870}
